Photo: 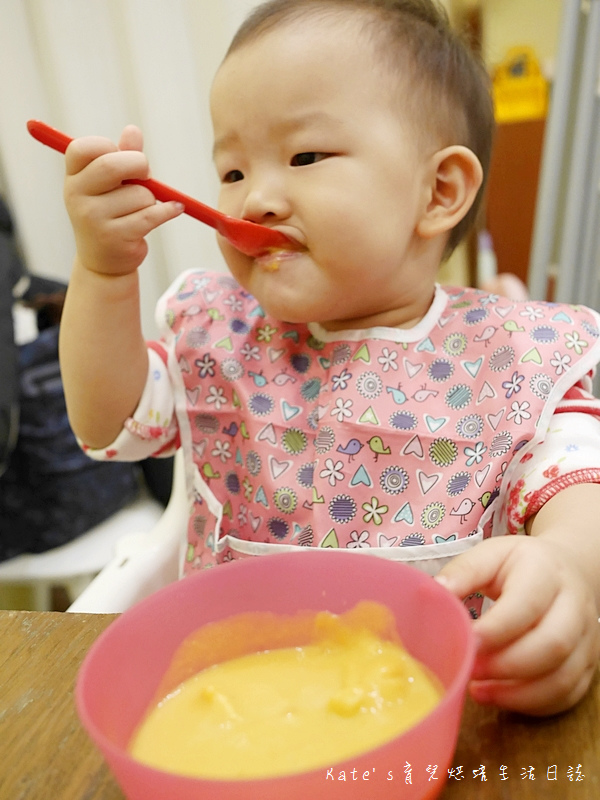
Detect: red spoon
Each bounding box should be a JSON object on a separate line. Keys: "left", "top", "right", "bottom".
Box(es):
{"left": 27, "top": 120, "right": 292, "bottom": 257}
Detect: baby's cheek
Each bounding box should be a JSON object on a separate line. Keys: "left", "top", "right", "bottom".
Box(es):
{"left": 217, "top": 238, "right": 247, "bottom": 275}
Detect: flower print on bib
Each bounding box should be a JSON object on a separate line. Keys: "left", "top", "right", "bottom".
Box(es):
{"left": 158, "top": 272, "right": 600, "bottom": 581}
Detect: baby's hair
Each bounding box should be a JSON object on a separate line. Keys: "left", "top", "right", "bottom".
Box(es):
{"left": 226, "top": 0, "right": 495, "bottom": 256}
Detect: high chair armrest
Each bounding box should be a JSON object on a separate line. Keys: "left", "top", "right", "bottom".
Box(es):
{"left": 67, "top": 450, "right": 188, "bottom": 614}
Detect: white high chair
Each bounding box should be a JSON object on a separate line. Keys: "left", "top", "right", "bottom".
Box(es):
{"left": 67, "top": 450, "right": 187, "bottom": 613}
{"left": 0, "top": 486, "right": 165, "bottom": 611}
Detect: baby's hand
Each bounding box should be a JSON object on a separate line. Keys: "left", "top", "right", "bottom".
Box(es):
{"left": 63, "top": 125, "right": 183, "bottom": 276}
{"left": 436, "top": 536, "right": 600, "bottom": 716}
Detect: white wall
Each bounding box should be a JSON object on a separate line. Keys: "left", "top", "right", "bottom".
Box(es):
{"left": 0, "top": 0, "right": 263, "bottom": 335}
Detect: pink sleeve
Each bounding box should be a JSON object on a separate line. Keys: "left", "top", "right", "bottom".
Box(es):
{"left": 505, "top": 408, "right": 600, "bottom": 535}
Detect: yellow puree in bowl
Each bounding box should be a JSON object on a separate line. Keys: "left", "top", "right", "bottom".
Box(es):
{"left": 129, "top": 603, "right": 442, "bottom": 779}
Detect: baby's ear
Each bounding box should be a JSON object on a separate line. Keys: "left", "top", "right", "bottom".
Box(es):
{"left": 416, "top": 146, "right": 483, "bottom": 240}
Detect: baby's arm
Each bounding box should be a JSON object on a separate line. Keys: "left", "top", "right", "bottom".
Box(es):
{"left": 437, "top": 484, "right": 600, "bottom": 715}
{"left": 59, "top": 126, "right": 183, "bottom": 448}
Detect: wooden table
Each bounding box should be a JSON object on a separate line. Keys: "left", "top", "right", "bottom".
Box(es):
{"left": 0, "top": 610, "right": 598, "bottom": 799}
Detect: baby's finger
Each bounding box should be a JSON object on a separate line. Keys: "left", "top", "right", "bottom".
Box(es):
{"left": 436, "top": 536, "right": 516, "bottom": 599}
{"left": 472, "top": 567, "right": 559, "bottom": 654}
{"left": 64, "top": 135, "right": 119, "bottom": 176}
{"left": 472, "top": 588, "right": 588, "bottom": 681}
{"left": 67, "top": 150, "right": 151, "bottom": 198}
{"left": 437, "top": 537, "right": 558, "bottom": 651}
{"left": 469, "top": 652, "right": 598, "bottom": 716}
{"left": 118, "top": 124, "right": 144, "bottom": 152}
{"left": 96, "top": 183, "right": 159, "bottom": 220}
{"left": 111, "top": 199, "right": 184, "bottom": 239}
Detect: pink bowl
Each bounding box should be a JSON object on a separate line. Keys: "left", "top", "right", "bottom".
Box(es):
{"left": 76, "top": 550, "right": 475, "bottom": 800}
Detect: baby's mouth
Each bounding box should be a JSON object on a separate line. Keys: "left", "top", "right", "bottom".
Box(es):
{"left": 255, "top": 247, "right": 303, "bottom": 272}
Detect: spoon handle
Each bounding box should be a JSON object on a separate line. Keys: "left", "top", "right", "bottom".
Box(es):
{"left": 27, "top": 119, "right": 219, "bottom": 230}
{"left": 27, "top": 119, "right": 71, "bottom": 153}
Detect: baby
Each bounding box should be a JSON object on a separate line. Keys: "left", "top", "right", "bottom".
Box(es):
{"left": 60, "top": 0, "right": 600, "bottom": 716}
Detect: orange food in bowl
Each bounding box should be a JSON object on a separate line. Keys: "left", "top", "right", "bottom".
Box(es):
{"left": 129, "top": 602, "right": 443, "bottom": 779}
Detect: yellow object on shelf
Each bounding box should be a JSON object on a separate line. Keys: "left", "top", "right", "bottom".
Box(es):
{"left": 493, "top": 46, "right": 548, "bottom": 124}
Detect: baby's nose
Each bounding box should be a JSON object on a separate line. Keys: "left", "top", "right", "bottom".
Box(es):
{"left": 241, "top": 174, "right": 291, "bottom": 224}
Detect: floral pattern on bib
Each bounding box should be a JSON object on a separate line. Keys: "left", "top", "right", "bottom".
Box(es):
{"left": 158, "top": 272, "right": 600, "bottom": 575}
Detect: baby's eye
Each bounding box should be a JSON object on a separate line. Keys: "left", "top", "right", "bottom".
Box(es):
{"left": 222, "top": 169, "right": 244, "bottom": 184}
{"left": 290, "top": 152, "right": 328, "bottom": 167}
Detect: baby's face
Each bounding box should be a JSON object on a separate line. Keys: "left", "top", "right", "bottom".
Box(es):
{"left": 210, "top": 14, "right": 439, "bottom": 330}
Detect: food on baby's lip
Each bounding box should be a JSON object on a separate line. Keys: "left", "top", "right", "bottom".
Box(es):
{"left": 258, "top": 248, "right": 281, "bottom": 271}
{"left": 128, "top": 601, "right": 443, "bottom": 779}
{"left": 256, "top": 246, "right": 297, "bottom": 271}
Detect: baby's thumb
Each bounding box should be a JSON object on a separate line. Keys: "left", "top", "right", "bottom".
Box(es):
{"left": 119, "top": 124, "right": 144, "bottom": 153}
{"left": 435, "top": 537, "right": 506, "bottom": 600}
